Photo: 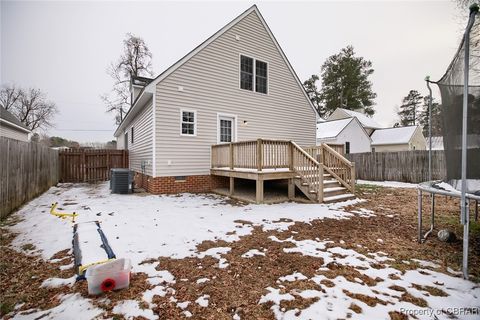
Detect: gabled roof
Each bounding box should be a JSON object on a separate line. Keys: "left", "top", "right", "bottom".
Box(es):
{"left": 0, "top": 106, "right": 31, "bottom": 133}
{"left": 316, "top": 118, "right": 352, "bottom": 139}
{"left": 330, "top": 108, "right": 383, "bottom": 129}
{"left": 317, "top": 117, "right": 372, "bottom": 141}
{"left": 371, "top": 126, "right": 419, "bottom": 146}
{"left": 114, "top": 5, "right": 317, "bottom": 137}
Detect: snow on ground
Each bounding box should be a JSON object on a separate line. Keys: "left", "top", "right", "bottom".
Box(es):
{"left": 357, "top": 180, "right": 419, "bottom": 189}
{"left": 6, "top": 182, "right": 480, "bottom": 319}
{"left": 9, "top": 183, "right": 355, "bottom": 269}
{"left": 261, "top": 239, "right": 480, "bottom": 320}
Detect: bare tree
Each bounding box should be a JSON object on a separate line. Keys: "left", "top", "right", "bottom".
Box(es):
{"left": 0, "top": 84, "right": 23, "bottom": 111}
{"left": 102, "top": 33, "right": 154, "bottom": 124}
{"left": 16, "top": 88, "right": 58, "bottom": 131}
{"left": 1, "top": 85, "right": 58, "bottom": 131}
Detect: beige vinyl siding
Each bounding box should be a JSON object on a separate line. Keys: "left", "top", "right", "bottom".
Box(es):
{"left": 154, "top": 11, "right": 316, "bottom": 177}
{"left": 0, "top": 122, "right": 29, "bottom": 142}
{"left": 373, "top": 127, "right": 426, "bottom": 152}
{"left": 127, "top": 102, "right": 153, "bottom": 175}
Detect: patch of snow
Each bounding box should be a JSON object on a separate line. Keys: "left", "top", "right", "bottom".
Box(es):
{"left": 241, "top": 249, "right": 266, "bottom": 258}
{"left": 196, "top": 277, "right": 210, "bottom": 284}
{"left": 113, "top": 300, "right": 158, "bottom": 320}
{"left": 13, "top": 293, "right": 102, "bottom": 320}
{"left": 278, "top": 272, "right": 307, "bottom": 282}
{"left": 177, "top": 301, "right": 190, "bottom": 310}
{"left": 195, "top": 294, "right": 210, "bottom": 307}
{"left": 59, "top": 263, "right": 74, "bottom": 270}
{"left": 259, "top": 287, "right": 295, "bottom": 305}
{"left": 411, "top": 258, "right": 440, "bottom": 269}
{"left": 357, "top": 180, "right": 418, "bottom": 189}
{"left": 142, "top": 285, "right": 167, "bottom": 305}
{"left": 183, "top": 310, "right": 193, "bottom": 318}
{"left": 40, "top": 276, "right": 76, "bottom": 288}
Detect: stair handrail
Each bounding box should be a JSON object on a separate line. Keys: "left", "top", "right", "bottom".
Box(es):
{"left": 291, "top": 141, "right": 323, "bottom": 202}
{"left": 321, "top": 143, "right": 356, "bottom": 193}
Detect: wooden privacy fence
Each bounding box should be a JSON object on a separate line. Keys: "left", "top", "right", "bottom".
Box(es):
{"left": 0, "top": 137, "right": 59, "bottom": 219}
{"left": 59, "top": 149, "right": 128, "bottom": 183}
{"left": 346, "top": 150, "right": 447, "bottom": 183}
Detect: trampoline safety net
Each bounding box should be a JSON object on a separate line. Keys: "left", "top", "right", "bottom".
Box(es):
{"left": 436, "top": 7, "right": 480, "bottom": 194}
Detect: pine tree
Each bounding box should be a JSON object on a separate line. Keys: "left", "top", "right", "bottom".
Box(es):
{"left": 418, "top": 96, "right": 442, "bottom": 136}
{"left": 398, "top": 90, "right": 423, "bottom": 126}
{"left": 316, "top": 46, "right": 377, "bottom": 117}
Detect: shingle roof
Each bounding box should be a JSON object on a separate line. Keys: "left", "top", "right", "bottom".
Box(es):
{"left": 371, "top": 126, "right": 418, "bottom": 146}
{"left": 0, "top": 106, "right": 30, "bottom": 132}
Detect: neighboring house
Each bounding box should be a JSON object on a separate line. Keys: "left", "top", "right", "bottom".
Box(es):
{"left": 0, "top": 106, "right": 30, "bottom": 142}
{"left": 327, "top": 108, "right": 383, "bottom": 136}
{"left": 114, "top": 5, "right": 318, "bottom": 194}
{"left": 371, "top": 125, "right": 426, "bottom": 152}
{"left": 426, "top": 136, "right": 444, "bottom": 150}
{"left": 316, "top": 117, "right": 371, "bottom": 154}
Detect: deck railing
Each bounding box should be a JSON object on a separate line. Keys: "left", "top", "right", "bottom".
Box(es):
{"left": 211, "top": 139, "right": 355, "bottom": 196}
{"left": 320, "top": 143, "right": 355, "bottom": 192}
{"left": 304, "top": 143, "right": 345, "bottom": 162}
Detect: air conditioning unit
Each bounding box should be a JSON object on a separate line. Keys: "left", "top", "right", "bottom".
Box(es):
{"left": 110, "top": 168, "right": 133, "bottom": 194}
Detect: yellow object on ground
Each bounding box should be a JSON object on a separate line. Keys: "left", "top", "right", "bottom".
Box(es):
{"left": 50, "top": 202, "right": 78, "bottom": 222}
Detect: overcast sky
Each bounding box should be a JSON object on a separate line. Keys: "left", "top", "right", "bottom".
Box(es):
{"left": 1, "top": 0, "right": 464, "bottom": 142}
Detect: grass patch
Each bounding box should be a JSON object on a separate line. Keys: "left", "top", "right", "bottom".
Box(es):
{"left": 21, "top": 243, "right": 35, "bottom": 251}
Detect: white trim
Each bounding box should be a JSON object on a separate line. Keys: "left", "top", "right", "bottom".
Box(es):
{"left": 179, "top": 108, "right": 197, "bottom": 137}
{"left": 216, "top": 112, "right": 238, "bottom": 144}
{"left": 238, "top": 54, "right": 269, "bottom": 95}
{"left": 0, "top": 118, "right": 31, "bottom": 133}
{"left": 152, "top": 93, "right": 156, "bottom": 177}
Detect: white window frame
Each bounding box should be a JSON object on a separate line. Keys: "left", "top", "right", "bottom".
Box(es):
{"left": 239, "top": 54, "right": 269, "bottom": 95}
{"left": 216, "top": 113, "right": 237, "bottom": 144}
{"left": 180, "top": 108, "right": 197, "bottom": 137}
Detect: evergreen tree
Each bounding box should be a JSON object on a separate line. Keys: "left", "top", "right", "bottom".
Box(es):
{"left": 316, "top": 46, "right": 377, "bottom": 116}
{"left": 398, "top": 90, "right": 423, "bottom": 126}
{"left": 303, "top": 75, "right": 326, "bottom": 118}
{"left": 418, "top": 96, "right": 442, "bottom": 136}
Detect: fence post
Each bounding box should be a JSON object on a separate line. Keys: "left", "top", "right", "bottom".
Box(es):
{"left": 257, "top": 139, "right": 263, "bottom": 171}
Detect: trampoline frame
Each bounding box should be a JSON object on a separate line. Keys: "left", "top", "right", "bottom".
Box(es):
{"left": 420, "top": 4, "right": 479, "bottom": 279}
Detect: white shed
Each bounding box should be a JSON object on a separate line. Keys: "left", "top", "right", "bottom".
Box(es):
{"left": 316, "top": 117, "right": 372, "bottom": 154}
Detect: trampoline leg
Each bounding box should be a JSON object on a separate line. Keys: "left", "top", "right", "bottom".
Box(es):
{"left": 418, "top": 189, "right": 423, "bottom": 243}
{"left": 424, "top": 193, "right": 435, "bottom": 240}
{"left": 475, "top": 200, "right": 478, "bottom": 222}
{"left": 462, "top": 200, "right": 469, "bottom": 279}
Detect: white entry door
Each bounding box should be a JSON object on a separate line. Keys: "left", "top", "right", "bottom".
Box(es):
{"left": 218, "top": 115, "right": 236, "bottom": 143}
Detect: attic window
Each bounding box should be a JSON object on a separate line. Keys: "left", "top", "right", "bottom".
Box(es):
{"left": 240, "top": 55, "right": 268, "bottom": 94}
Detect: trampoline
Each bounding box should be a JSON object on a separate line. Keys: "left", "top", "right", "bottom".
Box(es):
{"left": 419, "top": 4, "right": 479, "bottom": 279}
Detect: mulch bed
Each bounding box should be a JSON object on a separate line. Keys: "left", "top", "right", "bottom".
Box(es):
{"left": 1, "top": 184, "right": 479, "bottom": 319}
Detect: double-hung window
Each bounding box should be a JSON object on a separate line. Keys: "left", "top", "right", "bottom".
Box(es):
{"left": 181, "top": 109, "right": 196, "bottom": 136}
{"left": 240, "top": 55, "right": 267, "bottom": 94}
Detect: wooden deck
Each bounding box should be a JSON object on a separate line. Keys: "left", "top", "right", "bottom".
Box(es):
{"left": 211, "top": 139, "right": 355, "bottom": 204}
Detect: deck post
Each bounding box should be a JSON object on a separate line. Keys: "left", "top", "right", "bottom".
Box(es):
{"left": 229, "top": 143, "right": 234, "bottom": 169}
{"left": 351, "top": 162, "right": 356, "bottom": 193}
{"left": 257, "top": 139, "right": 263, "bottom": 172}
{"left": 317, "top": 165, "right": 324, "bottom": 203}
{"left": 289, "top": 141, "right": 294, "bottom": 171}
{"left": 256, "top": 178, "right": 264, "bottom": 204}
{"left": 288, "top": 178, "right": 295, "bottom": 200}
{"left": 229, "top": 177, "right": 234, "bottom": 196}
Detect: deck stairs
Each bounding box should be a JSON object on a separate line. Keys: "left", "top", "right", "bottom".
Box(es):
{"left": 292, "top": 143, "right": 356, "bottom": 203}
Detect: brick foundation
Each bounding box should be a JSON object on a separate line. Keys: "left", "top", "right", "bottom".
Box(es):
{"left": 133, "top": 172, "right": 228, "bottom": 194}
